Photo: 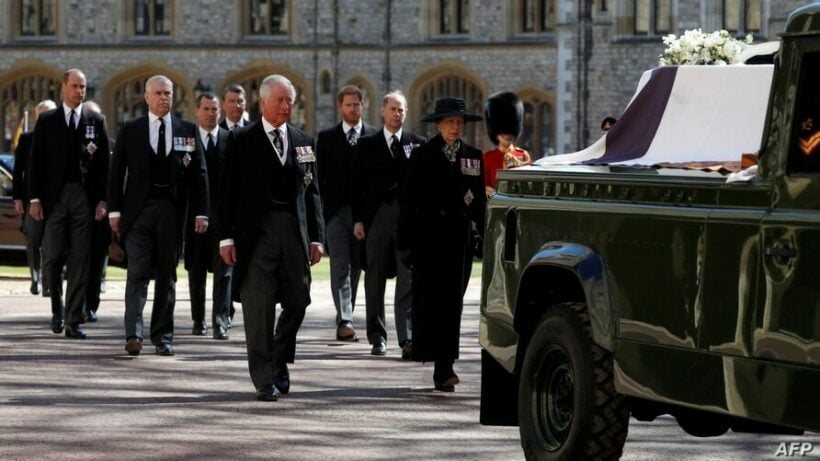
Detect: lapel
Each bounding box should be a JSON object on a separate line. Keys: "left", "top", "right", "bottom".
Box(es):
{"left": 251, "top": 120, "right": 278, "bottom": 170}
{"left": 137, "top": 116, "right": 152, "bottom": 175}
{"left": 216, "top": 127, "right": 229, "bottom": 154}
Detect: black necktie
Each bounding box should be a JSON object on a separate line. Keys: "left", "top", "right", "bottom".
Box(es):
{"left": 206, "top": 132, "right": 215, "bottom": 154}
{"left": 347, "top": 128, "right": 358, "bottom": 146}
{"left": 272, "top": 129, "right": 284, "bottom": 161}
{"left": 390, "top": 135, "right": 402, "bottom": 159}
{"left": 69, "top": 109, "right": 76, "bottom": 130}
{"left": 157, "top": 118, "right": 166, "bottom": 156}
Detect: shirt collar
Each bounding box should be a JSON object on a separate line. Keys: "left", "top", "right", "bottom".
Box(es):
{"left": 63, "top": 102, "right": 82, "bottom": 121}
{"left": 198, "top": 125, "right": 219, "bottom": 144}
{"left": 342, "top": 120, "right": 363, "bottom": 135}
{"left": 262, "top": 117, "right": 287, "bottom": 138}
{"left": 225, "top": 117, "right": 244, "bottom": 129}
{"left": 149, "top": 112, "right": 171, "bottom": 126}
{"left": 383, "top": 127, "right": 402, "bottom": 143}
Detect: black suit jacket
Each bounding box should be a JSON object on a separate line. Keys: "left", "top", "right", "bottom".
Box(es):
{"left": 107, "top": 114, "right": 209, "bottom": 243}
{"left": 184, "top": 126, "right": 229, "bottom": 268}
{"left": 28, "top": 107, "right": 110, "bottom": 216}
{"left": 316, "top": 122, "right": 378, "bottom": 222}
{"left": 219, "top": 117, "right": 249, "bottom": 131}
{"left": 12, "top": 132, "right": 33, "bottom": 202}
{"left": 218, "top": 121, "right": 325, "bottom": 287}
{"left": 352, "top": 128, "right": 425, "bottom": 227}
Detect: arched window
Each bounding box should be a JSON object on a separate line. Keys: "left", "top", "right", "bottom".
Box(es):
{"left": 319, "top": 70, "right": 332, "bottom": 95}
{"left": 0, "top": 73, "right": 61, "bottom": 151}
{"left": 109, "top": 73, "right": 189, "bottom": 137}
{"left": 520, "top": 96, "right": 555, "bottom": 159}
{"left": 413, "top": 73, "right": 485, "bottom": 149}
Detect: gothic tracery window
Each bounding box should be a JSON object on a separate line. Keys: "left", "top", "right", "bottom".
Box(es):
{"left": 1, "top": 74, "right": 60, "bottom": 151}
{"left": 415, "top": 74, "right": 485, "bottom": 149}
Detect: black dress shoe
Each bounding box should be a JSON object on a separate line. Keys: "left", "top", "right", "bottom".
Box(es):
{"left": 65, "top": 324, "right": 87, "bottom": 339}
{"left": 50, "top": 316, "right": 65, "bottom": 334}
{"left": 30, "top": 280, "right": 40, "bottom": 295}
{"left": 125, "top": 337, "right": 142, "bottom": 356}
{"left": 400, "top": 340, "right": 413, "bottom": 361}
{"left": 371, "top": 339, "right": 387, "bottom": 356}
{"left": 213, "top": 326, "right": 229, "bottom": 340}
{"left": 434, "top": 374, "right": 460, "bottom": 392}
{"left": 155, "top": 342, "right": 175, "bottom": 356}
{"left": 85, "top": 309, "right": 98, "bottom": 323}
{"left": 192, "top": 321, "right": 207, "bottom": 336}
{"left": 274, "top": 365, "right": 290, "bottom": 395}
{"left": 255, "top": 385, "right": 280, "bottom": 402}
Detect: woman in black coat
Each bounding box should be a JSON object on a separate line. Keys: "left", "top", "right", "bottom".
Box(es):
{"left": 398, "top": 98, "right": 486, "bottom": 392}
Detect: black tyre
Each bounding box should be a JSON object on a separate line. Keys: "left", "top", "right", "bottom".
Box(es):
{"left": 518, "top": 302, "right": 629, "bottom": 460}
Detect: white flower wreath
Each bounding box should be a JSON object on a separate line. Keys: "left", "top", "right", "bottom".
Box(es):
{"left": 659, "top": 29, "right": 753, "bottom": 66}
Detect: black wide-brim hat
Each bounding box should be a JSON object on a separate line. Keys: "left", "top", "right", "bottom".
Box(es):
{"left": 420, "top": 97, "right": 483, "bottom": 123}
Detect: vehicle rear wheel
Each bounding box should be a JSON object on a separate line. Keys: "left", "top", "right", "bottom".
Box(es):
{"left": 518, "top": 302, "right": 629, "bottom": 460}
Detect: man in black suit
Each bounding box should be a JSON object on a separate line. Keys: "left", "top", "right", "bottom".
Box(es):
{"left": 108, "top": 75, "right": 209, "bottom": 357}
{"left": 316, "top": 85, "right": 377, "bottom": 342}
{"left": 219, "top": 84, "right": 249, "bottom": 132}
{"left": 352, "top": 91, "right": 425, "bottom": 357}
{"left": 13, "top": 99, "right": 56, "bottom": 297}
{"left": 184, "top": 92, "right": 232, "bottom": 340}
{"left": 219, "top": 74, "right": 324, "bottom": 402}
{"left": 28, "top": 69, "right": 110, "bottom": 339}
{"left": 81, "top": 100, "right": 112, "bottom": 323}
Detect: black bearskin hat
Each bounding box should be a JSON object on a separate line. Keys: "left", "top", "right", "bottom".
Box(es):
{"left": 484, "top": 91, "right": 524, "bottom": 145}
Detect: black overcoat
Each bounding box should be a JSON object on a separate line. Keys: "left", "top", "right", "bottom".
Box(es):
{"left": 398, "top": 134, "right": 486, "bottom": 362}
{"left": 217, "top": 121, "right": 325, "bottom": 294}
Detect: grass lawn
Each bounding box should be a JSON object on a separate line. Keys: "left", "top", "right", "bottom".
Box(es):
{"left": 0, "top": 257, "right": 332, "bottom": 281}
{"left": 0, "top": 258, "right": 483, "bottom": 283}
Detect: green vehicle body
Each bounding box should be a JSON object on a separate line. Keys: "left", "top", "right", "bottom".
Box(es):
{"left": 480, "top": 3, "right": 820, "bottom": 440}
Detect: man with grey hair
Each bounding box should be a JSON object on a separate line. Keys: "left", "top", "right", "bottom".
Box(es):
{"left": 108, "top": 75, "right": 209, "bottom": 357}
{"left": 29, "top": 69, "right": 110, "bottom": 338}
{"left": 13, "top": 98, "right": 56, "bottom": 297}
{"left": 219, "top": 74, "right": 324, "bottom": 402}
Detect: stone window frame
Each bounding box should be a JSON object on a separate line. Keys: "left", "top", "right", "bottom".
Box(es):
{"left": 11, "top": 0, "right": 59, "bottom": 39}
{"left": 243, "top": 0, "right": 291, "bottom": 39}
{"left": 425, "top": 0, "right": 471, "bottom": 39}
{"left": 124, "top": 0, "right": 174, "bottom": 38}
{"left": 633, "top": 0, "right": 672, "bottom": 36}
{"left": 511, "top": 0, "right": 556, "bottom": 36}
{"left": 722, "top": 0, "right": 762, "bottom": 36}
{"left": 518, "top": 88, "right": 556, "bottom": 160}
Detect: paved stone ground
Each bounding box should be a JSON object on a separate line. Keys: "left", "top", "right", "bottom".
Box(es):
{"left": 0, "top": 276, "right": 527, "bottom": 460}
{"left": 0, "top": 276, "right": 816, "bottom": 460}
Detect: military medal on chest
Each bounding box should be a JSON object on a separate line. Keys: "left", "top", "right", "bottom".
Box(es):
{"left": 464, "top": 189, "right": 474, "bottom": 206}
{"left": 85, "top": 124, "right": 96, "bottom": 140}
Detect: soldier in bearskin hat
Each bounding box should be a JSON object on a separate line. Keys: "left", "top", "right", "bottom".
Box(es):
{"left": 483, "top": 91, "right": 531, "bottom": 197}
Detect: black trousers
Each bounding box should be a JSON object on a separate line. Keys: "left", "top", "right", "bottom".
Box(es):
{"left": 43, "top": 183, "right": 91, "bottom": 325}
{"left": 123, "top": 199, "right": 178, "bottom": 345}
{"left": 85, "top": 218, "right": 111, "bottom": 314}
{"left": 240, "top": 209, "right": 310, "bottom": 390}
{"left": 187, "top": 231, "right": 233, "bottom": 329}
